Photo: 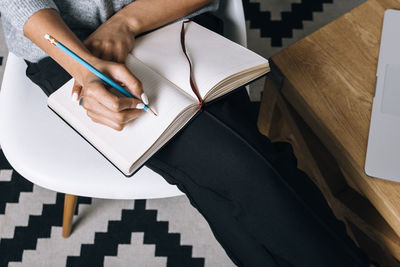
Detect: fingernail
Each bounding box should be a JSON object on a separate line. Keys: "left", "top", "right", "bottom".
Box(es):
{"left": 136, "top": 103, "right": 145, "bottom": 109}
{"left": 141, "top": 93, "right": 149, "bottom": 105}
{"left": 72, "top": 92, "right": 78, "bottom": 102}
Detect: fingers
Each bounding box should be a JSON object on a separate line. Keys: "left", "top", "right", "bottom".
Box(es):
{"left": 114, "top": 43, "right": 128, "bottom": 63}
{"left": 79, "top": 82, "right": 144, "bottom": 130}
{"left": 110, "top": 64, "right": 145, "bottom": 101}
{"left": 84, "top": 82, "right": 144, "bottom": 112}
{"left": 71, "top": 80, "right": 82, "bottom": 102}
{"left": 84, "top": 39, "right": 128, "bottom": 63}
{"left": 115, "top": 50, "right": 126, "bottom": 63}
{"left": 82, "top": 97, "right": 142, "bottom": 131}
{"left": 87, "top": 110, "right": 137, "bottom": 131}
{"left": 99, "top": 42, "right": 113, "bottom": 61}
{"left": 84, "top": 39, "right": 112, "bottom": 61}
{"left": 86, "top": 111, "right": 121, "bottom": 130}
{"left": 91, "top": 49, "right": 101, "bottom": 59}
{"left": 83, "top": 38, "right": 144, "bottom": 101}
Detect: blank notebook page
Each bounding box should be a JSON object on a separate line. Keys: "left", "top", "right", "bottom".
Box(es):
{"left": 132, "top": 22, "right": 268, "bottom": 100}
{"left": 48, "top": 57, "right": 193, "bottom": 174}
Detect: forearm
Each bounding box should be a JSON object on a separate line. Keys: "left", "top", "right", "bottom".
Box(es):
{"left": 22, "top": 7, "right": 148, "bottom": 131}
{"left": 23, "top": 9, "right": 95, "bottom": 84}
{"left": 115, "top": 0, "right": 212, "bottom": 35}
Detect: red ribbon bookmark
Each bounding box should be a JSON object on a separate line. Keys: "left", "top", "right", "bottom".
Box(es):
{"left": 180, "top": 20, "right": 204, "bottom": 110}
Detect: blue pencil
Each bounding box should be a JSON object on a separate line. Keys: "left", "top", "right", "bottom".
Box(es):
{"left": 44, "top": 33, "right": 157, "bottom": 116}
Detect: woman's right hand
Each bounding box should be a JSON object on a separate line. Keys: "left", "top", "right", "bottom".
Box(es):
{"left": 76, "top": 58, "right": 147, "bottom": 131}
{"left": 22, "top": 9, "right": 146, "bottom": 131}
{"left": 70, "top": 11, "right": 143, "bottom": 131}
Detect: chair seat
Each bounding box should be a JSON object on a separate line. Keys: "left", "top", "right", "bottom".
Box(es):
{"left": 0, "top": 53, "right": 184, "bottom": 199}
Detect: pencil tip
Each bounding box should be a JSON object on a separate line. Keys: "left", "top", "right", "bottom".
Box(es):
{"left": 146, "top": 106, "right": 157, "bottom": 116}
{"left": 44, "top": 34, "right": 50, "bottom": 40}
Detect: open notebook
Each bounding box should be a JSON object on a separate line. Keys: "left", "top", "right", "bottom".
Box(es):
{"left": 48, "top": 21, "right": 270, "bottom": 176}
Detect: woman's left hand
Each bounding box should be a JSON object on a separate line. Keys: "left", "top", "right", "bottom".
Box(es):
{"left": 72, "top": 13, "right": 136, "bottom": 100}
{"left": 84, "top": 13, "right": 135, "bottom": 63}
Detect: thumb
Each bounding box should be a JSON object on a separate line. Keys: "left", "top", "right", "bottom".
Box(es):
{"left": 112, "top": 64, "right": 149, "bottom": 104}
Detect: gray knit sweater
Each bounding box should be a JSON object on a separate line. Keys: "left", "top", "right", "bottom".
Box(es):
{"left": 0, "top": 0, "right": 219, "bottom": 62}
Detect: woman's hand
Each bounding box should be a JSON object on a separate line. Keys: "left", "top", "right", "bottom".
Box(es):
{"left": 72, "top": 12, "right": 136, "bottom": 100}
{"left": 84, "top": 13, "right": 135, "bottom": 63}
{"left": 77, "top": 58, "right": 146, "bottom": 131}
{"left": 23, "top": 9, "right": 143, "bottom": 131}
{"left": 71, "top": 13, "right": 142, "bottom": 131}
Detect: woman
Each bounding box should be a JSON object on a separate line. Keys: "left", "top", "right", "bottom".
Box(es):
{"left": 1, "top": 0, "right": 371, "bottom": 266}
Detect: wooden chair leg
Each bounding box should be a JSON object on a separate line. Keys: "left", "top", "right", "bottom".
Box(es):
{"left": 62, "top": 194, "right": 77, "bottom": 238}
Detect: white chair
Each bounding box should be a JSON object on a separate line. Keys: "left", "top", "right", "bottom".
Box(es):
{"left": 213, "top": 0, "right": 247, "bottom": 48}
{"left": 0, "top": 0, "right": 247, "bottom": 238}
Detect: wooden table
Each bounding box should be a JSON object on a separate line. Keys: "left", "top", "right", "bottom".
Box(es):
{"left": 257, "top": 0, "right": 400, "bottom": 265}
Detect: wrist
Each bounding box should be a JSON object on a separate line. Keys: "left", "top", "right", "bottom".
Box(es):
{"left": 75, "top": 56, "right": 103, "bottom": 85}
{"left": 113, "top": 8, "right": 142, "bottom": 36}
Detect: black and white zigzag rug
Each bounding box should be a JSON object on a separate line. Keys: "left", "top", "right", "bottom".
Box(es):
{"left": 0, "top": 1, "right": 365, "bottom": 266}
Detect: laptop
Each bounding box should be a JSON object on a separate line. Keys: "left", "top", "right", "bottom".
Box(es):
{"left": 365, "top": 9, "right": 400, "bottom": 182}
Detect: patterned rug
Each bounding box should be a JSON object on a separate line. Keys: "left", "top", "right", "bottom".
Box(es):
{"left": 0, "top": 1, "right": 365, "bottom": 266}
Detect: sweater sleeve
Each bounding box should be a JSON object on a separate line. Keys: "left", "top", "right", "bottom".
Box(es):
{"left": 0, "top": 0, "right": 59, "bottom": 34}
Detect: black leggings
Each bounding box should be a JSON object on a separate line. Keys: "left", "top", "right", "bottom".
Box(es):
{"left": 24, "top": 15, "right": 370, "bottom": 267}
